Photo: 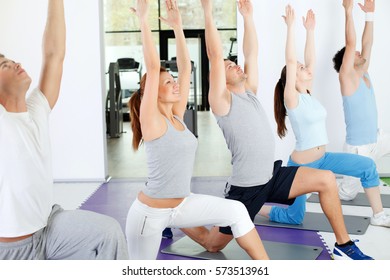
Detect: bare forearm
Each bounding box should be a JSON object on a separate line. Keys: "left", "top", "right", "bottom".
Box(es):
{"left": 204, "top": 11, "right": 223, "bottom": 60}
{"left": 362, "top": 21, "right": 373, "bottom": 52}
{"left": 43, "top": 0, "right": 66, "bottom": 60}
{"left": 304, "top": 30, "right": 315, "bottom": 68}
{"left": 285, "top": 26, "right": 296, "bottom": 64}
{"left": 140, "top": 21, "right": 160, "bottom": 71}
{"left": 243, "top": 16, "right": 258, "bottom": 60}
{"left": 173, "top": 26, "right": 191, "bottom": 75}
{"left": 202, "top": 2, "right": 228, "bottom": 111}
{"left": 345, "top": 10, "right": 356, "bottom": 48}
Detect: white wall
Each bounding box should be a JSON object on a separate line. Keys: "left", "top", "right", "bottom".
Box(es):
{"left": 237, "top": 0, "right": 390, "bottom": 173}
{"left": 0, "top": 0, "right": 108, "bottom": 181}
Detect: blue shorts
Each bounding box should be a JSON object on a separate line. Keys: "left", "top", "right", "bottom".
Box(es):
{"left": 220, "top": 160, "right": 299, "bottom": 235}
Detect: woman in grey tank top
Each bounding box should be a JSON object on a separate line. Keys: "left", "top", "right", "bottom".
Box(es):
{"left": 125, "top": 0, "right": 266, "bottom": 260}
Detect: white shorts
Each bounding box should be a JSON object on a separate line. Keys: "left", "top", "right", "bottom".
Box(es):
{"left": 125, "top": 193, "right": 254, "bottom": 260}
{"left": 338, "top": 129, "right": 390, "bottom": 200}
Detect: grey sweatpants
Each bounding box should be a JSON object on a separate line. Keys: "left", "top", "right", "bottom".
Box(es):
{"left": 0, "top": 205, "right": 128, "bottom": 260}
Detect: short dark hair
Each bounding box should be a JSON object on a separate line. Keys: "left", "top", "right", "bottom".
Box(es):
{"left": 332, "top": 47, "right": 346, "bottom": 73}
{"left": 0, "top": 53, "right": 4, "bottom": 58}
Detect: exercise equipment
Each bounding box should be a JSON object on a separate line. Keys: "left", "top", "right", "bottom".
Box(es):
{"left": 227, "top": 37, "right": 237, "bottom": 63}
{"left": 105, "top": 62, "right": 123, "bottom": 138}
{"left": 161, "top": 58, "right": 198, "bottom": 137}
{"left": 117, "top": 58, "right": 142, "bottom": 122}
{"left": 105, "top": 58, "right": 142, "bottom": 137}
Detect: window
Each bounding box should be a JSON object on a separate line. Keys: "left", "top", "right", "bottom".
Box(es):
{"left": 104, "top": 0, "right": 236, "bottom": 46}
{"left": 103, "top": 0, "right": 237, "bottom": 110}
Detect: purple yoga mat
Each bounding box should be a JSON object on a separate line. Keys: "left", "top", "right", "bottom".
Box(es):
{"left": 79, "top": 181, "right": 332, "bottom": 260}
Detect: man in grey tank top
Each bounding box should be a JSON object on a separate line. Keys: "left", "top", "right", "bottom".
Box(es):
{"left": 184, "top": 0, "right": 374, "bottom": 260}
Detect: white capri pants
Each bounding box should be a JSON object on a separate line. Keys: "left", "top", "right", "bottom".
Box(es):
{"left": 339, "top": 129, "right": 390, "bottom": 200}
{"left": 125, "top": 193, "right": 254, "bottom": 260}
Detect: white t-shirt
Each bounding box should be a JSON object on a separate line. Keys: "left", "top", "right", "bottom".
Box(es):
{"left": 0, "top": 88, "right": 53, "bottom": 237}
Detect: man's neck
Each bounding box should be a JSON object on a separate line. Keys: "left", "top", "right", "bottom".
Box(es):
{"left": 0, "top": 94, "right": 27, "bottom": 113}
{"left": 227, "top": 83, "right": 246, "bottom": 94}
{"left": 354, "top": 66, "right": 367, "bottom": 77}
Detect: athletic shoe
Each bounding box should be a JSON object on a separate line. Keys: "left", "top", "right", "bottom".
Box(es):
{"left": 333, "top": 240, "right": 373, "bottom": 260}
{"left": 162, "top": 227, "right": 173, "bottom": 239}
{"left": 370, "top": 211, "right": 390, "bottom": 228}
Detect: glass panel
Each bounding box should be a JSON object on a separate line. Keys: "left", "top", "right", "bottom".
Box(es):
{"left": 159, "top": 0, "right": 236, "bottom": 30}
{"left": 104, "top": 32, "right": 160, "bottom": 89}
{"left": 105, "top": 31, "right": 160, "bottom": 47}
{"left": 167, "top": 38, "right": 201, "bottom": 107}
{"left": 220, "top": 30, "right": 237, "bottom": 60}
{"left": 104, "top": 0, "right": 159, "bottom": 31}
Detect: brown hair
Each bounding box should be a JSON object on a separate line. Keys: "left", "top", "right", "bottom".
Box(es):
{"left": 128, "top": 67, "right": 167, "bottom": 150}
{"left": 0, "top": 54, "right": 4, "bottom": 58}
{"left": 274, "top": 66, "right": 288, "bottom": 138}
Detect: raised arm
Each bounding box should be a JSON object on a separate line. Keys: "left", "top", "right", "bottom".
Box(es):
{"left": 132, "top": 0, "right": 163, "bottom": 141}
{"left": 238, "top": 0, "right": 258, "bottom": 94}
{"left": 303, "top": 9, "right": 316, "bottom": 90}
{"left": 283, "top": 5, "right": 299, "bottom": 109}
{"left": 340, "top": 0, "right": 356, "bottom": 76}
{"left": 38, "top": 0, "right": 66, "bottom": 109}
{"left": 359, "top": 0, "right": 374, "bottom": 72}
{"left": 200, "top": 0, "right": 230, "bottom": 116}
{"left": 160, "top": 0, "right": 191, "bottom": 120}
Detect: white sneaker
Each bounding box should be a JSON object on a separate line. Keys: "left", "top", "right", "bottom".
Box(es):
{"left": 370, "top": 212, "right": 390, "bottom": 228}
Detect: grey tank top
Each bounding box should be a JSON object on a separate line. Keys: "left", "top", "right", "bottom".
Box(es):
{"left": 215, "top": 91, "right": 275, "bottom": 187}
{"left": 143, "top": 116, "right": 198, "bottom": 198}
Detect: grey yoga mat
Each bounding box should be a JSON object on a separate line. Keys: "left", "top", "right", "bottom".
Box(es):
{"left": 254, "top": 212, "right": 370, "bottom": 235}
{"left": 307, "top": 193, "right": 390, "bottom": 208}
{"left": 161, "top": 235, "right": 323, "bottom": 260}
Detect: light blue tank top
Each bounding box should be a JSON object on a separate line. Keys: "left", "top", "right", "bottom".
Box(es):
{"left": 342, "top": 73, "right": 378, "bottom": 146}
{"left": 143, "top": 116, "right": 197, "bottom": 199}
{"left": 215, "top": 91, "right": 275, "bottom": 187}
{"left": 286, "top": 94, "right": 328, "bottom": 151}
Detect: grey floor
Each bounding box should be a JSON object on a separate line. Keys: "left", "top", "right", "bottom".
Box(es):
{"left": 107, "top": 111, "right": 232, "bottom": 178}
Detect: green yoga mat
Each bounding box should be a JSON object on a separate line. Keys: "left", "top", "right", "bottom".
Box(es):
{"left": 381, "top": 177, "right": 390, "bottom": 186}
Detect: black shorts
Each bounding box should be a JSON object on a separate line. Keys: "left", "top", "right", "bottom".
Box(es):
{"left": 220, "top": 160, "right": 299, "bottom": 235}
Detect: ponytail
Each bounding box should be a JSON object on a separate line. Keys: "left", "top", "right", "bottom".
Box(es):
{"left": 129, "top": 89, "right": 143, "bottom": 150}
{"left": 274, "top": 66, "right": 288, "bottom": 138}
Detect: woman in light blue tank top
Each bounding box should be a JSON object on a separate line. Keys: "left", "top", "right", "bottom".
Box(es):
{"left": 125, "top": 0, "right": 265, "bottom": 260}
{"left": 264, "top": 6, "right": 384, "bottom": 227}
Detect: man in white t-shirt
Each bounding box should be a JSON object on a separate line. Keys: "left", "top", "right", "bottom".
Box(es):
{"left": 0, "top": 0, "right": 128, "bottom": 260}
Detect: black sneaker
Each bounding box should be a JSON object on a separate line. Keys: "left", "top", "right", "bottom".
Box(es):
{"left": 162, "top": 227, "right": 173, "bottom": 239}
